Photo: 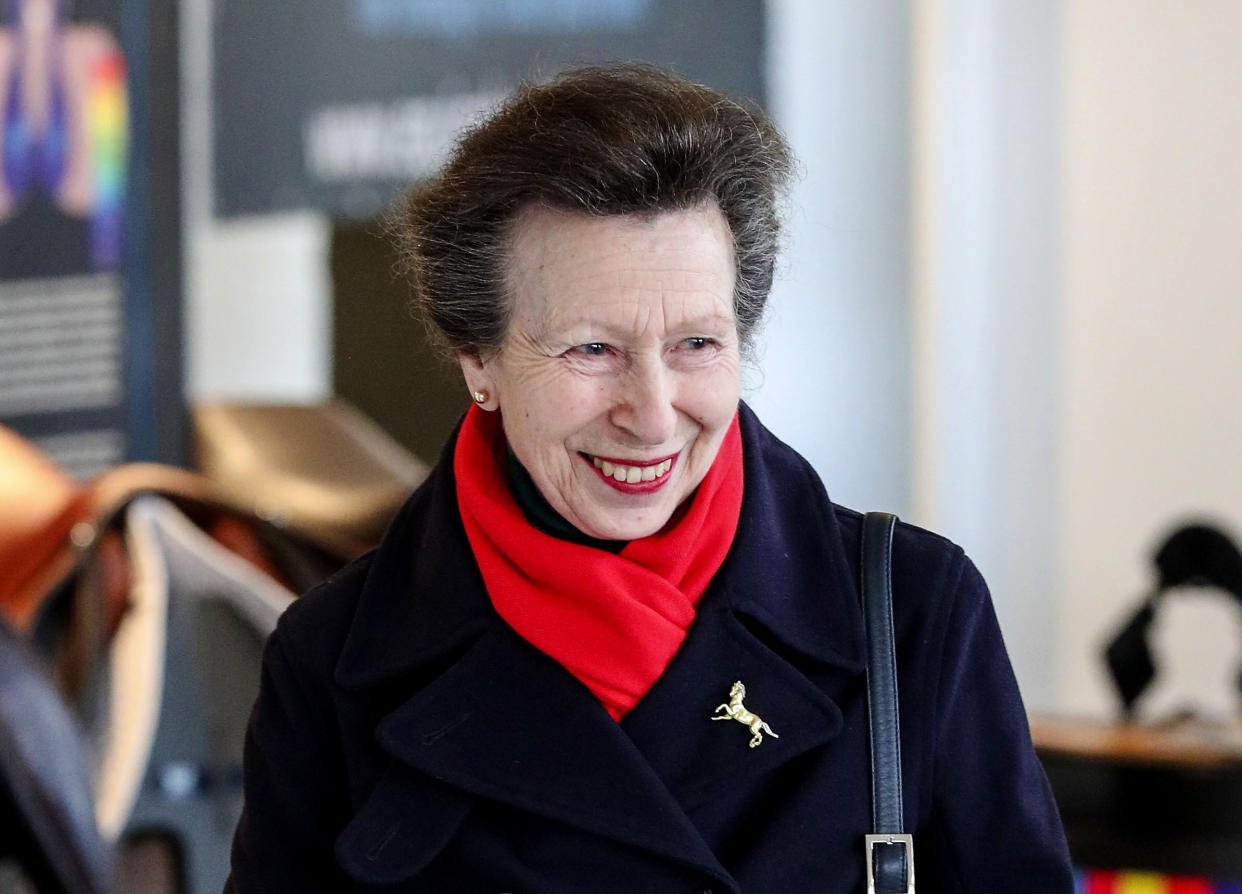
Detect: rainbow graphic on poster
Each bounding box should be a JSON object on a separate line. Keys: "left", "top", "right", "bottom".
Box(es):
{"left": 0, "top": 2, "right": 129, "bottom": 276}
{"left": 1075, "top": 869, "right": 1242, "bottom": 894}
{"left": 86, "top": 49, "right": 126, "bottom": 269}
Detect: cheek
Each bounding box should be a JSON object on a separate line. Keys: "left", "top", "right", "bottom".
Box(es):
{"left": 507, "top": 386, "right": 602, "bottom": 463}
{"left": 541, "top": 378, "right": 613, "bottom": 432}
{"left": 687, "top": 366, "right": 741, "bottom": 428}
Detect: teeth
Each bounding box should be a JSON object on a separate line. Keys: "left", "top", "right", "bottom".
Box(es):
{"left": 591, "top": 455, "right": 674, "bottom": 483}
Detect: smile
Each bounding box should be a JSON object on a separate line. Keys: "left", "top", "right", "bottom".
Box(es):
{"left": 584, "top": 453, "right": 677, "bottom": 492}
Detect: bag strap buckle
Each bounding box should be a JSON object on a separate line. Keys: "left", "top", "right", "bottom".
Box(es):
{"left": 865, "top": 833, "right": 915, "bottom": 894}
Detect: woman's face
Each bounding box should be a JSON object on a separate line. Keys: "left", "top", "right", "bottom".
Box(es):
{"left": 461, "top": 204, "right": 741, "bottom": 541}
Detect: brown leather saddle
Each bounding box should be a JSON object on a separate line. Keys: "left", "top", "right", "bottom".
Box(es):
{"left": 0, "top": 424, "right": 353, "bottom": 710}
{"left": 192, "top": 399, "right": 430, "bottom": 549}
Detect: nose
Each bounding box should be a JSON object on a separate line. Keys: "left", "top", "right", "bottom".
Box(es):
{"left": 610, "top": 359, "right": 678, "bottom": 446}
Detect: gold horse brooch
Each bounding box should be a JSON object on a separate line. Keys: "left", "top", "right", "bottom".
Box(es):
{"left": 711, "top": 680, "right": 779, "bottom": 748}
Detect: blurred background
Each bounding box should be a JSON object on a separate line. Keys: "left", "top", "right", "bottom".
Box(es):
{"left": 3, "top": 0, "right": 1242, "bottom": 891}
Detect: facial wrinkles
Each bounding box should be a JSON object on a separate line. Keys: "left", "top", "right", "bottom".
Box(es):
{"left": 556, "top": 267, "right": 727, "bottom": 326}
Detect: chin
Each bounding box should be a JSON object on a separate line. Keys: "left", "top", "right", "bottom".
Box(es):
{"left": 586, "top": 509, "right": 673, "bottom": 542}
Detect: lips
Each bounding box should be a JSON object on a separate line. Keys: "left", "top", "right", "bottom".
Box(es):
{"left": 584, "top": 452, "right": 677, "bottom": 493}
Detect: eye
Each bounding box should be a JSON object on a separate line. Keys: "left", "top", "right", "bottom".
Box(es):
{"left": 569, "top": 342, "right": 611, "bottom": 357}
{"left": 678, "top": 336, "right": 722, "bottom": 354}
{"left": 669, "top": 335, "right": 725, "bottom": 368}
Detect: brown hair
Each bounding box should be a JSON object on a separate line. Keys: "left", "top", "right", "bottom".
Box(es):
{"left": 396, "top": 63, "right": 794, "bottom": 357}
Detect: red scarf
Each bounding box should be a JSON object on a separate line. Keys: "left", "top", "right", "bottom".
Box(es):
{"left": 454, "top": 405, "right": 744, "bottom": 720}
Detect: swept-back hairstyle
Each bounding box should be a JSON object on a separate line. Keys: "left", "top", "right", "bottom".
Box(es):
{"left": 396, "top": 63, "right": 794, "bottom": 357}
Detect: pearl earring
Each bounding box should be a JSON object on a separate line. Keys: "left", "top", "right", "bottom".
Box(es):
{"left": 473, "top": 390, "right": 489, "bottom": 405}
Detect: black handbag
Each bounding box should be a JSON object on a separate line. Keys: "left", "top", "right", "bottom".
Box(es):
{"left": 861, "top": 512, "right": 914, "bottom": 894}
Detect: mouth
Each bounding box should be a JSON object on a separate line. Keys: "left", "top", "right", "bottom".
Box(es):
{"left": 582, "top": 452, "right": 677, "bottom": 493}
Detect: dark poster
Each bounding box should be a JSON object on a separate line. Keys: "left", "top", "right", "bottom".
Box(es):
{"left": 213, "top": 0, "right": 766, "bottom": 219}
{"left": 0, "top": 0, "right": 182, "bottom": 476}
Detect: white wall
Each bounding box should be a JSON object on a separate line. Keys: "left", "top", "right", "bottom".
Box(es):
{"left": 755, "top": 0, "right": 912, "bottom": 517}
{"left": 911, "top": 0, "right": 1242, "bottom": 716}
{"left": 910, "top": 0, "right": 1061, "bottom": 709}
{"left": 1056, "top": 1, "right": 1242, "bottom": 715}
{"left": 185, "top": 213, "right": 332, "bottom": 402}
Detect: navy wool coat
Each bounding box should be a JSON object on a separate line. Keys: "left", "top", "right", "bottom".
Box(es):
{"left": 227, "top": 405, "right": 1073, "bottom": 893}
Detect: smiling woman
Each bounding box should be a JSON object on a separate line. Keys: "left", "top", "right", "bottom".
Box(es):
{"left": 227, "top": 64, "right": 1075, "bottom": 893}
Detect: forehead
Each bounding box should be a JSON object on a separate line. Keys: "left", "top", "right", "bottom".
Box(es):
{"left": 503, "top": 204, "right": 736, "bottom": 331}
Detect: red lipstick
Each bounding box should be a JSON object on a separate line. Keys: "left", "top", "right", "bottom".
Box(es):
{"left": 585, "top": 453, "right": 678, "bottom": 494}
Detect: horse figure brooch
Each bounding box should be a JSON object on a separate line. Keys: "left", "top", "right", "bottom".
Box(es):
{"left": 711, "top": 680, "right": 779, "bottom": 748}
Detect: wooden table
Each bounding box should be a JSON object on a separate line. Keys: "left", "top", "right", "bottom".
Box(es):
{"left": 1031, "top": 715, "right": 1242, "bottom": 877}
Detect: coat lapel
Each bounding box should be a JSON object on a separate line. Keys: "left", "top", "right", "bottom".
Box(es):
{"left": 621, "top": 586, "right": 851, "bottom": 809}
{"left": 370, "top": 619, "right": 735, "bottom": 887}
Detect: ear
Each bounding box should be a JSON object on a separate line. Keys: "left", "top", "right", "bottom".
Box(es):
{"left": 458, "top": 350, "right": 497, "bottom": 410}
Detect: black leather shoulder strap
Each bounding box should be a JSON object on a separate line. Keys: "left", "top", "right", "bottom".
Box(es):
{"left": 860, "top": 511, "right": 914, "bottom": 894}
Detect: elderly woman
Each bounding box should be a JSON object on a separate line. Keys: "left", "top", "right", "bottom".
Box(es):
{"left": 227, "top": 65, "right": 1072, "bottom": 893}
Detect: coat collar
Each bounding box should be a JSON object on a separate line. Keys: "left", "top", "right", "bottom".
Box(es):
{"left": 721, "top": 403, "right": 866, "bottom": 673}
{"left": 333, "top": 404, "right": 867, "bottom": 886}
